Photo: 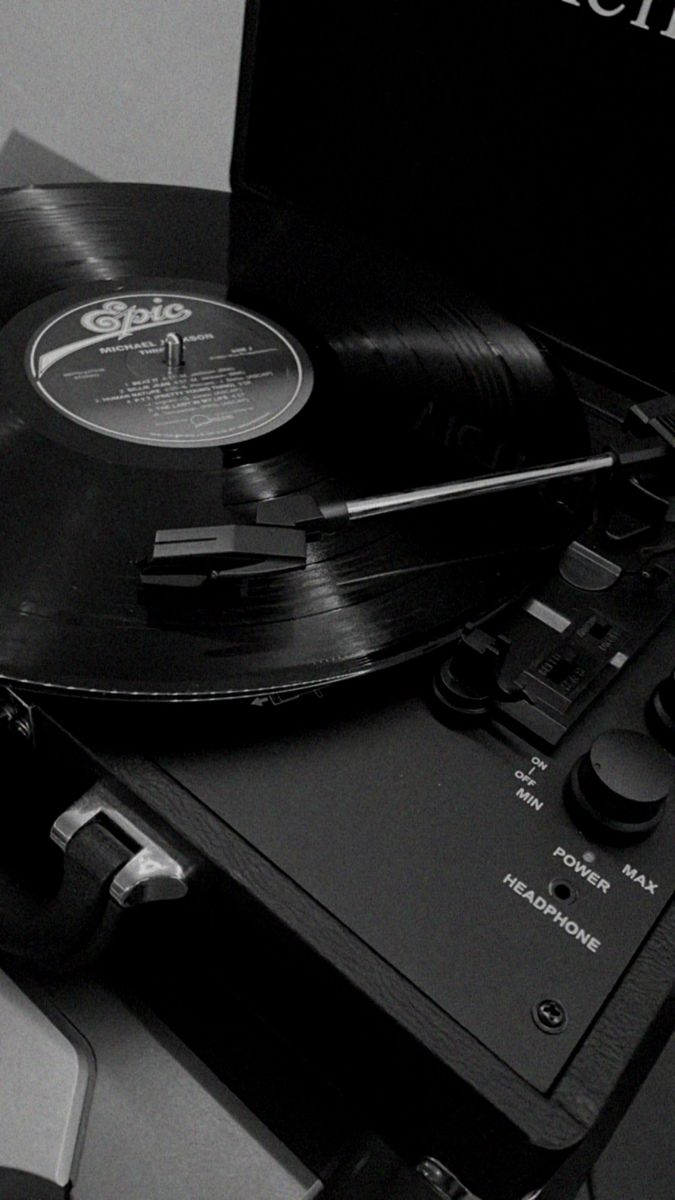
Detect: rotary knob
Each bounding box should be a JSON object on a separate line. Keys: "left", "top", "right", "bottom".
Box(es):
{"left": 431, "top": 628, "right": 510, "bottom": 723}
{"left": 566, "top": 730, "right": 673, "bottom": 839}
{"left": 648, "top": 670, "right": 675, "bottom": 750}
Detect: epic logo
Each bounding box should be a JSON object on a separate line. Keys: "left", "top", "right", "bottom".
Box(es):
{"left": 80, "top": 297, "right": 191, "bottom": 337}
{"left": 32, "top": 293, "right": 195, "bottom": 378}
{"left": 560, "top": 0, "right": 675, "bottom": 37}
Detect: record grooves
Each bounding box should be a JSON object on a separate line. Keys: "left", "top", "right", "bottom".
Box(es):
{"left": 0, "top": 184, "right": 589, "bottom": 700}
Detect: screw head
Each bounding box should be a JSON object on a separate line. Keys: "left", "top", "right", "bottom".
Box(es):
{"left": 419, "top": 1160, "right": 447, "bottom": 1186}
{"left": 416, "top": 1158, "right": 462, "bottom": 1196}
{"left": 532, "top": 998, "right": 568, "bottom": 1034}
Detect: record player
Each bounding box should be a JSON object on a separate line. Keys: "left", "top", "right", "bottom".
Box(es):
{"left": 1, "top": 2, "right": 675, "bottom": 1198}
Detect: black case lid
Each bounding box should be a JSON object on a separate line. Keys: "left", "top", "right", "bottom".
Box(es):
{"left": 234, "top": 0, "right": 675, "bottom": 386}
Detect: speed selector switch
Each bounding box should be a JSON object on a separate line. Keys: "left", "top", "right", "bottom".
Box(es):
{"left": 566, "top": 729, "right": 673, "bottom": 840}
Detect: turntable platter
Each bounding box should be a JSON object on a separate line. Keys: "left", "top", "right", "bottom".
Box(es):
{"left": 0, "top": 184, "right": 589, "bottom": 699}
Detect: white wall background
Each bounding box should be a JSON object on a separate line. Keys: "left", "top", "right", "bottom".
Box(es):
{"left": 0, "top": 0, "right": 246, "bottom": 190}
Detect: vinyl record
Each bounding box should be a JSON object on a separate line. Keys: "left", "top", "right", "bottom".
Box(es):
{"left": 0, "top": 184, "right": 589, "bottom": 700}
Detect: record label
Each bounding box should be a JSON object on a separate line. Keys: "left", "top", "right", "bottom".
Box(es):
{"left": 25, "top": 291, "right": 313, "bottom": 447}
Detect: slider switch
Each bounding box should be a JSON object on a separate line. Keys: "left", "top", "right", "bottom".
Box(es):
{"left": 566, "top": 730, "right": 672, "bottom": 840}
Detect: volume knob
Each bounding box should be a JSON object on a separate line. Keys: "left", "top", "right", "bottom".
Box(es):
{"left": 649, "top": 670, "right": 675, "bottom": 750}
{"left": 567, "top": 730, "right": 672, "bottom": 839}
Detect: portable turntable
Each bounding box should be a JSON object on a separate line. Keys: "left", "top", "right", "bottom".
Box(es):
{"left": 1, "top": 2, "right": 675, "bottom": 1198}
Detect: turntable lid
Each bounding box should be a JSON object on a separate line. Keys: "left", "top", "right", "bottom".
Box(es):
{"left": 235, "top": 0, "right": 674, "bottom": 387}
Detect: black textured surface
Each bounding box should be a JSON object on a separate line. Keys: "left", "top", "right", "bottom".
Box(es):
{"left": 575, "top": 1028, "right": 675, "bottom": 1199}
{"left": 238, "top": 0, "right": 675, "bottom": 388}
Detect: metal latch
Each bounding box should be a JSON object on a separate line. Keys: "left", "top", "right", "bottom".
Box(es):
{"left": 51, "top": 791, "right": 189, "bottom": 907}
{"left": 0, "top": 774, "right": 191, "bottom": 972}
